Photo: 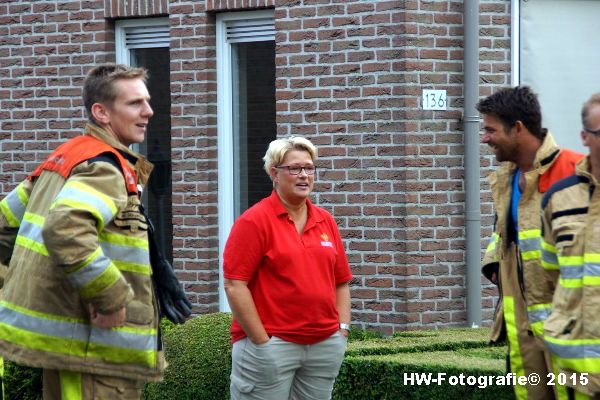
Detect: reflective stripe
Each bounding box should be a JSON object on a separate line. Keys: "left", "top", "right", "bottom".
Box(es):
{"left": 527, "top": 304, "right": 552, "bottom": 337}
{"left": 549, "top": 354, "right": 570, "bottom": 400}
{"left": 100, "top": 230, "right": 148, "bottom": 249}
{"left": 0, "top": 301, "right": 157, "bottom": 367}
{"left": 0, "top": 355, "right": 3, "bottom": 400}
{"left": 79, "top": 259, "right": 122, "bottom": 300}
{"left": 485, "top": 233, "right": 498, "bottom": 254}
{"left": 559, "top": 262, "right": 600, "bottom": 288}
{"left": 558, "top": 256, "right": 584, "bottom": 288}
{"left": 113, "top": 260, "right": 151, "bottom": 275}
{"left": 583, "top": 276, "right": 600, "bottom": 286}
{"left": 545, "top": 336, "right": 600, "bottom": 374}
{"left": 504, "top": 296, "right": 528, "bottom": 399}
{"left": 528, "top": 304, "right": 552, "bottom": 323}
{"left": 66, "top": 247, "right": 110, "bottom": 285}
{"left": 0, "top": 301, "right": 88, "bottom": 342}
{"left": 60, "top": 370, "right": 82, "bottom": 400}
{"left": 100, "top": 241, "right": 150, "bottom": 275}
{"left": 0, "top": 183, "right": 28, "bottom": 227}
{"left": 559, "top": 255, "right": 583, "bottom": 266}
{"left": 518, "top": 229, "right": 541, "bottom": 255}
{"left": 541, "top": 240, "right": 559, "bottom": 270}
{"left": 546, "top": 337, "right": 600, "bottom": 358}
{"left": 530, "top": 321, "right": 544, "bottom": 337}
{"left": 559, "top": 278, "right": 581, "bottom": 288}
{"left": 51, "top": 181, "right": 117, "bottom": 231}
{"left": 15, "top": 213, "right": 48, "bottom": 256}
{"left": 520, "top": 236, "right": 541, "bottom": 261}
{"left": 560, "top": 265, "right": 583, "bottom": 279}
{"left": 99, "top": 230, "right": 151, "bottom": 275}
{"left": 586, "top": 263, "right": 600, "bottom": 276}
{"left": 519, "top": 229, "right": 541, "bottom": 240}
{"left": 62, "top": 245, "right": 122, "bottom": 299}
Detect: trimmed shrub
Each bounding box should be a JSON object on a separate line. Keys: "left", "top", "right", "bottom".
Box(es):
{"left": 348, "top": 327, "right": 384, "bottom": 342}
{"left": 4, "top": 360, "right": 42, "bottom": 400}
{"left": 347, "top": 327, "right": 494, "bottom": 356}
{"left": 143, "top": 312, "right": 233, "bottom": 400}
{"left": 334, "top": 346, "right": 514, "bottom": 400}
{"left": 3, "top": 319, "right": 513, "bottom": 400}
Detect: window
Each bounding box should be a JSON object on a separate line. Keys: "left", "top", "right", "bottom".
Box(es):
{"left": 216, "top": 10, "right": 276, "bottom": 310}
{"left": 515, "top": 0, "right": 600, "bottom": 152}
{"left": 115, "top": 18, "right": 173, "bottom": 262}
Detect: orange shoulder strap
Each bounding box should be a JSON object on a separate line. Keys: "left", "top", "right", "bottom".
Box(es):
{"left": 538, "top": 149, "right": 585, "bottom": 193}
{"left": 29, "top": 136, "right": 138, "bottom": 194}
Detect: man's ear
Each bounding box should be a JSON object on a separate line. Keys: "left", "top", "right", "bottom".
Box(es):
{"left": 91, "top": 102, "right": 110, "bottom": 125}
{"left": 513, "top": 120, "right": 525, "bottom": 135}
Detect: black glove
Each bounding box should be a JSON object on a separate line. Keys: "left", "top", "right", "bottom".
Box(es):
{"left": 142, "top": 206, "right": 193, "bottom": 324}
{"left": 151, "top": 255, "right": 193, "bottom": 324}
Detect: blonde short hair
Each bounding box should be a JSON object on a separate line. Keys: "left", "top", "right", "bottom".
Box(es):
{"left": 263, "top": 136, "right": 317, "bottom": 178}
{"left": 83, "top": 64, "right": 148, "bottom": 124}
{"left": 582, "top": 93, "right": 600, "bottom": 126}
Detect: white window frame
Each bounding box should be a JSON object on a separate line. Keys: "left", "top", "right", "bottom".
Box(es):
{"left": 115, "top": 18, "right": 170, "bottom": 64}
{"left": 216, "top": 10, "right": 275, "bottom": 311}
{"left": 510, "top": 0, "right": 520, "bottom": 86}
{"left": 115, "top": 18, "right": 170, "bottom": 154}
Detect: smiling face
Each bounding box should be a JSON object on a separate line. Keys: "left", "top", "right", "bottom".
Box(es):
{"left": 481, "top": 113, "right": 519, "bottom": 163}
{"left": 271, "top": 149, "right": 315, "bottom": 204}
{"left": 91, "top": 78, "right": 153, "bottom": 146}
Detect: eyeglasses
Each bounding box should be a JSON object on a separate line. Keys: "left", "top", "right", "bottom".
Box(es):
{"left": 583, "top": 127, "right": 600, "bottom": 136}
{"left": 275, "top": 165, "right": 316, "bottom": 175}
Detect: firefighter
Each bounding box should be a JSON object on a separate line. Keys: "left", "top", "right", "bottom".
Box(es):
{"left": 479, "top": 86, "right": 583, "bottom": 399}
{"left": 0, "top": 64, "right": 190, "bottom": 399}
{"left": 541, "top": 93, "right": 600, "bottom": 399}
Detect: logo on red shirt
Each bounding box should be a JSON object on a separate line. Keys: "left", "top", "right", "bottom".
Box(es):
{"left": 320, "top": 233, "right": 333, "bottom": 247}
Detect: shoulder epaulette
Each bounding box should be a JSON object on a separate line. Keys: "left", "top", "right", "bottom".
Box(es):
{"left": 541, "top": 174, "right": 588, "bottom": 209}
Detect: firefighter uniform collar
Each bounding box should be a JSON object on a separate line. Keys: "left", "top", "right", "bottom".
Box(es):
{"left": 84, "top": 123, "right": 154, "bottom": 187}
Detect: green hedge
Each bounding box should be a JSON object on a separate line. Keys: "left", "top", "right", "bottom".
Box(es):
{"left": 143, "top": 313, "right": 232, "bottom": 400}
{"left": 334, "top": 346, "right": 513, "bottom": 400}
{"left": 4, "top": 360, "right": 42, "bottom": 400}
{"left": 3, "top": 315, "right": 513, "bottom": 400}
{"left": 347, "top": 328, "right": 493, "bottom": 357}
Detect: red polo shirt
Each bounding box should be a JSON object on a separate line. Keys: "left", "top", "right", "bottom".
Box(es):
{"left": 223, "top": 191, "right": 352, "bottom": 345}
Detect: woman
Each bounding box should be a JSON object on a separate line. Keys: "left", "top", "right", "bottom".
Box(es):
{"left": 223, "top": 136, "right": 352, "bottom": 400}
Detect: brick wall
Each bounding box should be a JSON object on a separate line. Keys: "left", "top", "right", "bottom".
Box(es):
{"left": 274, "top": 0, "right": 510, "bottom": 333}
{"left": 104, "top": 0, "right": 168, "bottom": 18}
{"left": 478, "top": 0, "right": 513, "bottom": 325}
{"left": 0, "top": 0, "right": 114, "bottom": 186}
{"left": 0, "top": 0, "right": 513, "bottom": 332}
{"left": 394, "top": 0, "right": 511, "bottom": 329}
{"left": 168, "top": 2, "right": 220, "bottom": 313}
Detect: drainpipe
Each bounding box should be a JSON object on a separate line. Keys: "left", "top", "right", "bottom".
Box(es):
{"left": 464, "top": 0, "right": 482, "bottom": 327}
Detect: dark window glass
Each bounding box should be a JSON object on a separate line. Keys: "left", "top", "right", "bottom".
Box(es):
{"left": 131, "top": 47, "right": 173, "bottom": 262}
{"left": 231, "top": 40, "right": 276, "bottom": 217}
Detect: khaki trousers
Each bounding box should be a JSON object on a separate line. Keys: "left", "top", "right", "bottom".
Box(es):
{"left": 43, "top": 369, "right": 142, "bottom": 400}
{"left": 230, "top": 331, "right": 347, "bottom": 400}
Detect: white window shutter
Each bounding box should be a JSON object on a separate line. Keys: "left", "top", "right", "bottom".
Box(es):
{"left": 226, "top": 18, "right": 275, "bottom": 43}
{"left": 124, "top": 25, "right": 170, "bottom": 48}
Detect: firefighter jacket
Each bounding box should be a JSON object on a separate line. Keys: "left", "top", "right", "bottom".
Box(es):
{"left": 541, "top": 156, "right": 600, "bottom": 395}
{"left": 0, "top": 123, "right": 164, "bottom": 382}
{"left": 483, "top": 132, "right": 583, "bottom": 341}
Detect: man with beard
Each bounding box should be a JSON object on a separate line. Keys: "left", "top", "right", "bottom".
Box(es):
{"left": 479, "top": 86, "right": 583, "bottom": 399}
